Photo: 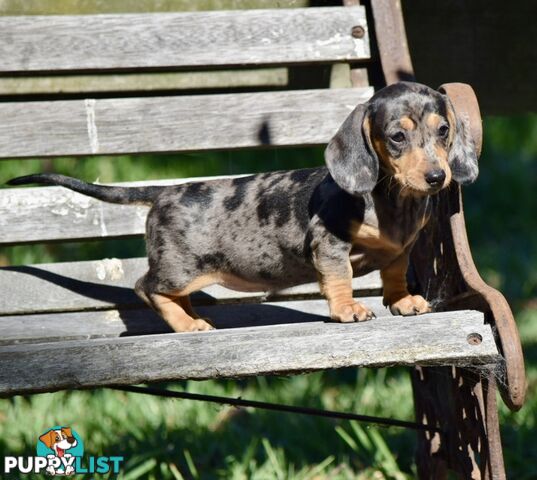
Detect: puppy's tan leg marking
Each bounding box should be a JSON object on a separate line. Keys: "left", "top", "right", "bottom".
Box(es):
{"left": 151, "top": 293, "right": 214, "bottom": 332}
{"left": 319, "top": 262, "right": 374, "bottom": 323}
{"left": 381, "top": 253, "right": 431, "bottom": 316}
{"left": 135, "top": 274, "right": 214, "bottom": 332}
{"left": 177, "top": 273, "right": 222, "bottom": 296}
{"left": 176, "top": 295, "right": 217, "bottom": 328}
{"left": 177, "top": 295, "right": 200, "bottom": 319}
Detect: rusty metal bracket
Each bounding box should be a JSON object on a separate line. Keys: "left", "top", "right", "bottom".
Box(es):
{"left": 440, "top": 82, "right": 526, "bottom": 411}
{"left": 370, "top": 0, "right": 415, "bottom": 85}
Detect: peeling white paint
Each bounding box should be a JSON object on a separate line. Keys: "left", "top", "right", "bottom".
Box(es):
{"left": 136, "top": 205, "right": 149, "bottom": 221}
{"left": 1, "top": 188, "right": 94, "bottom": 220}
{"left": 95, "top": 263, "right": 106, "bottom": 280}
{"left": 315, "top": 33, "right": 345, "bottom": 47}
{"left": 64, "top": 192, "right": 92, "bottom": 211}
{"left": 104, "top": 310, "right": 121, "bottom": 322}
{"left": 74, "top": 211, "right": 88, "bottom": 219}
{"left": 95, "top": 258, "right": 125, "bottom": 282}
{"left": 99, "top": 202, "right": 108, "bottom": 237}
{"left": 50, "top": 207, "right": 69, "bottom": 216}
{"left": 84, "top": 98, "right": 99, "bottom": 154}
{"left": 352, "top": 37, "right": 366, "bottom": 58}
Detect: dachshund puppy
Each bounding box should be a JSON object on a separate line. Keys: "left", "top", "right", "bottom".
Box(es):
{"left": 8, "top": 82, "right": 478, "bottom": 332}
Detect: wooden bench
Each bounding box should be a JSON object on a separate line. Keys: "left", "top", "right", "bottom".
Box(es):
{"left": 0, "top": 3, "right": 525, "bottom": 478}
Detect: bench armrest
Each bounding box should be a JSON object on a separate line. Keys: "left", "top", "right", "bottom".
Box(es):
{"left": 410, "top": 83, "right": 525, "bottom": 411}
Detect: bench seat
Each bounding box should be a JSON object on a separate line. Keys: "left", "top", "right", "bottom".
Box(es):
{"left": 0, "top": 234, "right": 498, "bottom": 397}
{"left": 0, "top": 302, "right": 497, "bottom": 397}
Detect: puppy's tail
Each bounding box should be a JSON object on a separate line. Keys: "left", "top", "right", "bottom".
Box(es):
{"left": 6, "top": 173, "right": 163, "bottom": 205}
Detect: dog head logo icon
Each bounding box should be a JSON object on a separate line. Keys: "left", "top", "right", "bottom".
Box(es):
{"left": 37, "top": 426, "right": 84, "bottom": 476}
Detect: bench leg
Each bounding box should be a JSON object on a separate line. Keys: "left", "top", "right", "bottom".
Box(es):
{"left": 412, "top": 366, "right": 506, "bottom": 480}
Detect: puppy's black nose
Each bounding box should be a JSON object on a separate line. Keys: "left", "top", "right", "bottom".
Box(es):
{"left": 425, "top": 169, "right": 446, "bottom": 186}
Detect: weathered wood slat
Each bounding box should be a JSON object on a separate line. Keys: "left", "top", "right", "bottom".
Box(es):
{"left": 0, "top": 87, "right": 372, "bottom": 158}
{"left": 0, "top": 175, "right": 237, "bottom": 244}
{"left": 0, "top": 257, "right": 382, "bottom": 315}
{"left": 0, "top": 8, "right": 369, "bottom": 73}
{"left": 0, "top": 297, "right": 388, "bottom": 344}
{"left": 0, "top": 310, "right": 499, "bottom": 396}
{"left": 0, "top": 69, "right": 289, "bottom": 95}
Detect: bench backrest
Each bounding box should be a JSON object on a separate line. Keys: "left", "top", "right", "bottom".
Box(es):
{"left": 0, "top": 6, "right": 375, "bottom": 247}
{"left": 0, "top": 8, "right": 371, "bottom": 157}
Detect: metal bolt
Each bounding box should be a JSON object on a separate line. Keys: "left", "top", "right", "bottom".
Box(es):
{"left": 467, "top": 333, "right": 483, "bottom": 345}
{"left": 351, "top": 25, "right": 365, "bottom": 39}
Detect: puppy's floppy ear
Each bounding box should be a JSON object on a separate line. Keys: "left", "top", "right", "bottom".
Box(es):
{"left": 62, "top": 427, "right": 73, "bottom": 438}
{"left": 445, "top": 96, "right": 479, "bottom": 185}
{"left": 324, "top": 103, "right": 378, "bottom": 196}
{"left": 39, "top": 430, "right": 56, "bottom": 449}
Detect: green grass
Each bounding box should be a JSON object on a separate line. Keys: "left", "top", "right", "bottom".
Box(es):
{"left": 500, "top": 308, "right": 537, "bottom": 480}
{"left": 0, "top": 370, "right": 416, "bottom": 479}
{"left": 1, "top": 114, "right": 536, "bottom": 478}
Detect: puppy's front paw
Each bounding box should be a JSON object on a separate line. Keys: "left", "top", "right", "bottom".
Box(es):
{"left": 330, "top": 302, "right": 376, "bottom": 323}
{"left": 388, "top": 295, "right": 431, "bottom": 316}
{"left": 186, "top": 319, "right": 215, "bottom": 332}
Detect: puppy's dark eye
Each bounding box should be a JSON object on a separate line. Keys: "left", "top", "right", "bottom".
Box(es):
{"left": 390, "top": 132, "right": 406, "bottom": 143}
{"left": 438, "top": 125, "right": 449, "bottom": 137}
